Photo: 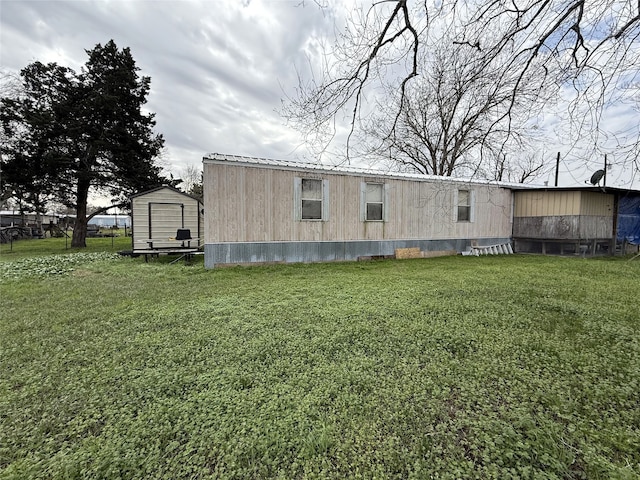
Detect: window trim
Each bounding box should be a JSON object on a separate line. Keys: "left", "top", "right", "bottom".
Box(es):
{"left": 455, "top": 188, "right": 475, "bottom": 223}
{"left": 294, "top": 177, "right": 329, "bottom": 221}
{"left": 301, "top": 178, "right": 323, "bottom": 220}
{"left": 361, "top": 182, "right": 389, "bottom": 222}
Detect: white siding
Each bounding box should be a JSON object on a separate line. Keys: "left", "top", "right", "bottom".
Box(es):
{"left": 132, "top": 187, "right": 203, "bottom": 250}
{"left": 204, "top": 163, "right": 512, "bottom": 243}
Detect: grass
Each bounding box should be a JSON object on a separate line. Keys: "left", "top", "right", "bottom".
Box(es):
{"left": 0, "top": 242, "right": 639, "bottom": 479}
{"left": 0, "top": 233, "right": 131, "bottom": 260}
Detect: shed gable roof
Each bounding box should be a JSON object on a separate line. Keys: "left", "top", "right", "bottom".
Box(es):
{"left": 129, "top": 185, "right": 203, "bottom": 204}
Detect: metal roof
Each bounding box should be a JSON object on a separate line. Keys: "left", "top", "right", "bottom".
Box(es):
{"left": 129, "top": 185, "right": 203, "bottom": 203}
{"left": 203, "top": 152, "right": 541, "bottom": 189}
{"left": 509, "top": 185, "right": 640, "bottom": 195}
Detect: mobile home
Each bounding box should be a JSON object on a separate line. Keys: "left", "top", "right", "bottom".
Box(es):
{"left": 203, "top": 154, "right": 516, "bottom": 268}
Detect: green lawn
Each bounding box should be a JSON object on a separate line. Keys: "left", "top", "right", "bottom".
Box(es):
{"left": 1, "top": 248, "right": 639, "bottom": 479}
{"left": 0, "top": 233, "right": 131, "bottom": 260}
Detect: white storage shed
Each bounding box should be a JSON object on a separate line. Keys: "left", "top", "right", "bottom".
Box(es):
{"left": 130, "top": 186, "right": 203, "bottom": 252}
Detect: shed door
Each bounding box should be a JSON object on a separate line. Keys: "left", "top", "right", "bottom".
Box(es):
{"left": 149, "top": 202, "right": 184, "bottom": 245}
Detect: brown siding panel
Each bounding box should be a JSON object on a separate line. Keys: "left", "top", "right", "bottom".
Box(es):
{"left": 514, "top": 191, "right": 585, "bottom": 217}
{"left": 580, "top": 192, "right": 614, "bottom": 216}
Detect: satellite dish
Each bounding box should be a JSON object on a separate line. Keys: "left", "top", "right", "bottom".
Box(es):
{"left": 589, "top": 169, "right": 605, "bottom": 185}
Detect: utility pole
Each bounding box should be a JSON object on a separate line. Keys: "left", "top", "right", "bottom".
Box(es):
{"left": 603, "top": 154, "right": 607, "bottom": 187}
{"left": 554, "top": 152, "right": 560, "bottom": 187}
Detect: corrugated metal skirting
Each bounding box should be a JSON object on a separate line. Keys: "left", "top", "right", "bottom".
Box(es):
{"left": 204, "top": 238, "right": 510, "bottom": 268}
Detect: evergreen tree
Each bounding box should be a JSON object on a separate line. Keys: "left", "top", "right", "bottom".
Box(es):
{"left": 1, "top": 40, "right": 165, "bottom": 247}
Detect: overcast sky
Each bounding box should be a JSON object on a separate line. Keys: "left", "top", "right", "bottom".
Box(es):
{"left": 1, "top": 0, "right": 638, "bottom": 190}
{"left": 1, "top": 0, "right": 341, "bottom": 178}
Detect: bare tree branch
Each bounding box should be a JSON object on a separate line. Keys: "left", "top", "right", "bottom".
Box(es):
{"left": 284, "top": 0, "right": 640, "bottom": 181}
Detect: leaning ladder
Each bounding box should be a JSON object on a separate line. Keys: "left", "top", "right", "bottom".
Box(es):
{"left": 464, "top": 242, "right": 514, "bottom": 256}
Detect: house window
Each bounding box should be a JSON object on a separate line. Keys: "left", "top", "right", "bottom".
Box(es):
{"left": 365, "top": 183, "right": 384, "bottom": 221}
{"left": 457, "top": 189, "right": 471, "bottom": 222}
{"left": 294, "top": 178, "right": 328, "bottom": 221}
{"left": 301, "top": 179, "right": 323, "bottom": 219}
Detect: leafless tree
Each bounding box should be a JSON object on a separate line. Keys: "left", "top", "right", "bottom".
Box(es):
{"left": 175, "top": 163, "right": 203, "bottom": 200}
{"left": 178, "top": 164, "right": 199, "bottom": 192}
{"left": 284, "top": 0, "right": 640, "bottom": 177}
{"left": 478, "top": 150, "right": 548, "bottom": 183}
{"left": 0, "top": 70, "right": 23, "bottom": 99}
{"left": 0, "top": 70, "right": 23, "bottom": 171}
{"left": 0, "top": 70, "right": 53, "bottom": 217}
{"left": 353, "top": 28, "right": 549, "bottom": 178}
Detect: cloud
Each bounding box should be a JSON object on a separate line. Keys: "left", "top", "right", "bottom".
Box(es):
{"left": 2, "top": 0, "right": 637, "bottom": 192}
{"left": 0, "top": 0, "right": 338, "bottom": 180}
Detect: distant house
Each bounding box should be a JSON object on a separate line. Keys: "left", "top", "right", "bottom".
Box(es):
{"left": 512, "top": 187, "right": 640, "bottom": 254}
{"left": 130, "top": 186, "right": 203, "bottom": 252}
{"left": 202, "top": 153, "right": 520, "bottom": 268}
{"left": 0, "top": 210, "right": 60, "bottom": 227}
{"left": 88, "top": 214, "right": 131, "bottom": 229}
